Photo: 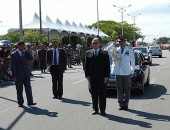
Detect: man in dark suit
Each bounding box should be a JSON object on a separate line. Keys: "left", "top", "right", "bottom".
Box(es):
{"left": 47, "top": 41, "right": 67, "bottom": 99}
{"left": 10, "top": 41, "right": 36, "bottom": 107}
{"left": 85, "top": 38, "right": 110, "bottom": 115}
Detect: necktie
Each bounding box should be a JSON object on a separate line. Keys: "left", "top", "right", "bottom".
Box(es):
{"left": 94, "top": 50, "right": 97, "bottom": 58}
{"left": 54, "top": 49, "right": 57, "bottom": 65}
{"left": 121, "top": 48, "right": 124, "bottom": 54}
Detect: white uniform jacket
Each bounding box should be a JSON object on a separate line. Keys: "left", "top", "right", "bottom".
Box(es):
{"left": 112, "top": 46, "right": 135, "bottom": 76}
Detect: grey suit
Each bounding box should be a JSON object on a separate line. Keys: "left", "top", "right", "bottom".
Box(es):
{"left": 10, "top": 50, "right": 34, "bottom": 105}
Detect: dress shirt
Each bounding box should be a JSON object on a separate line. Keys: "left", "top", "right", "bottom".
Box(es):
{"left": 53, "top": 48, "right": 59, "bottom": 65}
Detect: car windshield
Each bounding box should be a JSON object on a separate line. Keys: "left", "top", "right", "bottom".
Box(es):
{"left": 134, "top": 48, "right": 147, "bottom": 53}
{"left": 150, "top": 46, "right": 159, "bottom": 49}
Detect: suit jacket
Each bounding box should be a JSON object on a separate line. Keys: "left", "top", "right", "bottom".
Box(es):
{"left": 10, "top": 50, "right": 33, "bottom": 79}
{"left": 85, "top": 48, "right": 110, "bottom": 82}
{"left": 47, "top": 48, "right": 67, "bottom": 73}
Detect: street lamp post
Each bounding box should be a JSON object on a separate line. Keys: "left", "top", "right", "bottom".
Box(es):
{"left": 97, "top": 0, "right": 99, "bottom": 36}
{"left": 19, "top": 0, "right": 23, "bottom": 41}
{"left": 113, "top": 4, "right": 131, "bottom": 36}
{"left": 127, "top": 13, "right": 141, "bottom": 40}
{"left": 39, "top": 0, "right": 42, "bottom": 43}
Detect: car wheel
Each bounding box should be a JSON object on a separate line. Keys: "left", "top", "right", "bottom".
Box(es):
{"left": 159, "top": 55, "right": 162, "bottom": 58}
{"left": 139, "top": 80, "right": 145, "bottom": 94}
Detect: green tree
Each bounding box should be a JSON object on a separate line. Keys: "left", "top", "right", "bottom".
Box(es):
{"left": 0, "top": 31, "right": 20, "bottom": 43}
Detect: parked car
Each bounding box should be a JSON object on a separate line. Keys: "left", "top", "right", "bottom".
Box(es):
{"left": 148, "top": 46, "right": 162, "bottom": 58}
{"left": 106, "top": 50, "right": 150, "bottom": 94}
{"left": 133, "top": 46, "right": 152, "bottom": 65}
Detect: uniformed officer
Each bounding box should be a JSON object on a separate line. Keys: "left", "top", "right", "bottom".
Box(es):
{"left": 112, "top": 36, "right": 135, "bottom": 111}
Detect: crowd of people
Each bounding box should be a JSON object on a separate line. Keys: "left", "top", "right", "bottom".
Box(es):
{"left": 1, "top": 36, "right": 135, "bottom": 115}
{"left": 0, "top": 41, "right": 90, "bottom": 83}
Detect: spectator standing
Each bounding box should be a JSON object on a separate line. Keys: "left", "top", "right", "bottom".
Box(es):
{"left": 38, "top": 44, "right": 47, "bottom": 73}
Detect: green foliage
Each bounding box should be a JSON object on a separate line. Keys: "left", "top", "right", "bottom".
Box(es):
{"left": 89, "top": 20, "right": 143, "bottom": 43}
{"left": 157, "top": 37, "right": 170, "bottom": 44}
{"left": 0, "top": 31, "right": 20, "bottom": 43}
{"left": 23, "top": 30, "right": 40, "bottom": 43}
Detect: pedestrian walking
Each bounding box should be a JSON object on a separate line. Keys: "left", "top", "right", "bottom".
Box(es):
{"left": 10, "top": 41, "right": 36, "bottom": 107}
{"left": 85, "top": 38, "right": 110, "bottom": 115}
{"left": 47, "top": 41, "right": 67, "bottom": 99}
{"left": 112, "top": 35, "right": 135, "bottom": 110}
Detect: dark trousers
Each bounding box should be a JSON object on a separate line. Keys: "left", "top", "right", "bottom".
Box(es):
{"left": 50, "top": 65, "right": 63, "bottom": 98}
{"left": 15, "top": 76, "right": 33, "bottom": 105}
{"left": 116, "top": 75, "right": 131, "bottom": 108}
{"left": 90, "top": 80, "right": 106, "bottom": 113}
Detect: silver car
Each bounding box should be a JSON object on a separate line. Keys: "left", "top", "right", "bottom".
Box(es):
{"left": 148, "top": 46, "right": 162, "bottom": 58}
{"left": 133, "top": 46, "right": 152, "bottom": 65}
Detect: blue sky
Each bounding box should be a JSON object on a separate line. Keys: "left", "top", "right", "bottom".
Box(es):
{"left": 0, "top": 0, "right": 170, "bottom": 42}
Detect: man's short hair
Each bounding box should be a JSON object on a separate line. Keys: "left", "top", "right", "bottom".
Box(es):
{"left": 117, "top": 35, "right": 126, "bottom": 42}
{"left": 92, "top": 38, "right": 100, "bottom": 44}
{"left": 17, "top": 41, "right": 25, "bottom": 46}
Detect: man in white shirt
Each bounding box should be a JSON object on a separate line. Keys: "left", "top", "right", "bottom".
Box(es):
{"left": 112, "top": 36, "right": 135, "bottom": 110}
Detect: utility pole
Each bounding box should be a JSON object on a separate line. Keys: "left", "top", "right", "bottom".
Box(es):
{"left": 19, "top": 0, "right": 23, "bottom": 41}
{"left": 39, "top": 0, "right": 42, "bottom": 43}
{"left": 127, "top": 13, "right": 141, "bottom": 40}
{"left": 113, "top": 4, "right": 131, "bottom": 36}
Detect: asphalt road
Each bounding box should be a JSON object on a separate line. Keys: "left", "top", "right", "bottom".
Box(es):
{"left": 0, "top": 50, "right": 170, "bottom": 130}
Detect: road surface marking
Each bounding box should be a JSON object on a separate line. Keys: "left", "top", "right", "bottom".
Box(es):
{"left": 72, "top": 78, "right": 86, "bottom": 85}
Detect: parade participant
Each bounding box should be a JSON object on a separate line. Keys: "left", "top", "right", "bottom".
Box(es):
{"left": 10, "top": 41, "right": 36, "bottom": 107}
{"left": 85, "top": 38, "right": 110, "bottom": 115}
{"left": 47, "top": 40, "right": 67, "bottom": 99}
{"left": 112, "top": 35, "right": 135, "bottom": 110}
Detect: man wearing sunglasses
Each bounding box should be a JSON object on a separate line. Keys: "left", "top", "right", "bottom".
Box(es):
{"left": 85, "top": 38, "right": 110, "bottom": 115}
{"left": 112, "top": 35, "right": 135, "bottom": 111}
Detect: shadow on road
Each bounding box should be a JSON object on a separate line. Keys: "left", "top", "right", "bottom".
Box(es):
{"left": 0, "top": 96, "right": 58, "bottom": 130}
{"left": 106, "top": 84, "right": 167, "bottom": 100}
{"left": 0, "top": 81, "right": 15, "bottom": 88}
{"left": 128, "top": 109, "right": 170, "bottom": 122}
{"left": 149, "top": 63, "right": 160, "bottom": 66}
{"left": 61, "top": 98, "right": 91, "bottom": 106}
{"left": 104, "top": 113, "right": 152, "bottom": 128}
{"left": 132, "top": 84, "right": 167, "bottom": 100}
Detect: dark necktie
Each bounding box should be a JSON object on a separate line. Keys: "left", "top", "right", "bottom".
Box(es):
{"left": 54, "top": 49, "right": 57, "bottom": 65}
{"left": 94, "top": 50, "right": 97, "bottom": 58}
{"left": 121, "top": 48, "right": 124, "bottom": 54}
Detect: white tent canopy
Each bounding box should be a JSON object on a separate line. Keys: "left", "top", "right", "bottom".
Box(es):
{"left": 9, "top": 12, "right": 110, "bottom": 39}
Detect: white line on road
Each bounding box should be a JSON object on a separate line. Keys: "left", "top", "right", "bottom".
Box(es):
{"left": 72, "top": 78, "right": 86, "bottom": 85}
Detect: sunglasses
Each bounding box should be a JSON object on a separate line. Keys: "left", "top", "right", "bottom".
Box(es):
{"left": 92, "top": 42, "right": 98, "bottom": 44}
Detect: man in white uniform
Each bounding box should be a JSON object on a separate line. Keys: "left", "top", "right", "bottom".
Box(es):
{"left": 112, "top": 36, "right": 135, "bottom": 110}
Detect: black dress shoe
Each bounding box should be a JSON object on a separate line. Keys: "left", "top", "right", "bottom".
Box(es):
{"left": 28, "top": 103, "right": 37, "bottom": 106}
{"left": 53, "top": 96, "right": 58, "bottom": 99}
{"left": 92, "top": 111, "right": 99, "bottom": 115}
{"left": 58, "top": 96, "right": 62, "bottom": 99}
{"left": 124, "top": 107, "right": 129, "bottom": 111}
{"left": 100, "top": 112, "right": 107, "bottom": 115}
{"left": 118, "top": 107, "right": 124, "bottom": 110}
{"left": 18, "top": 104, "right": 23, "bottom": 107}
